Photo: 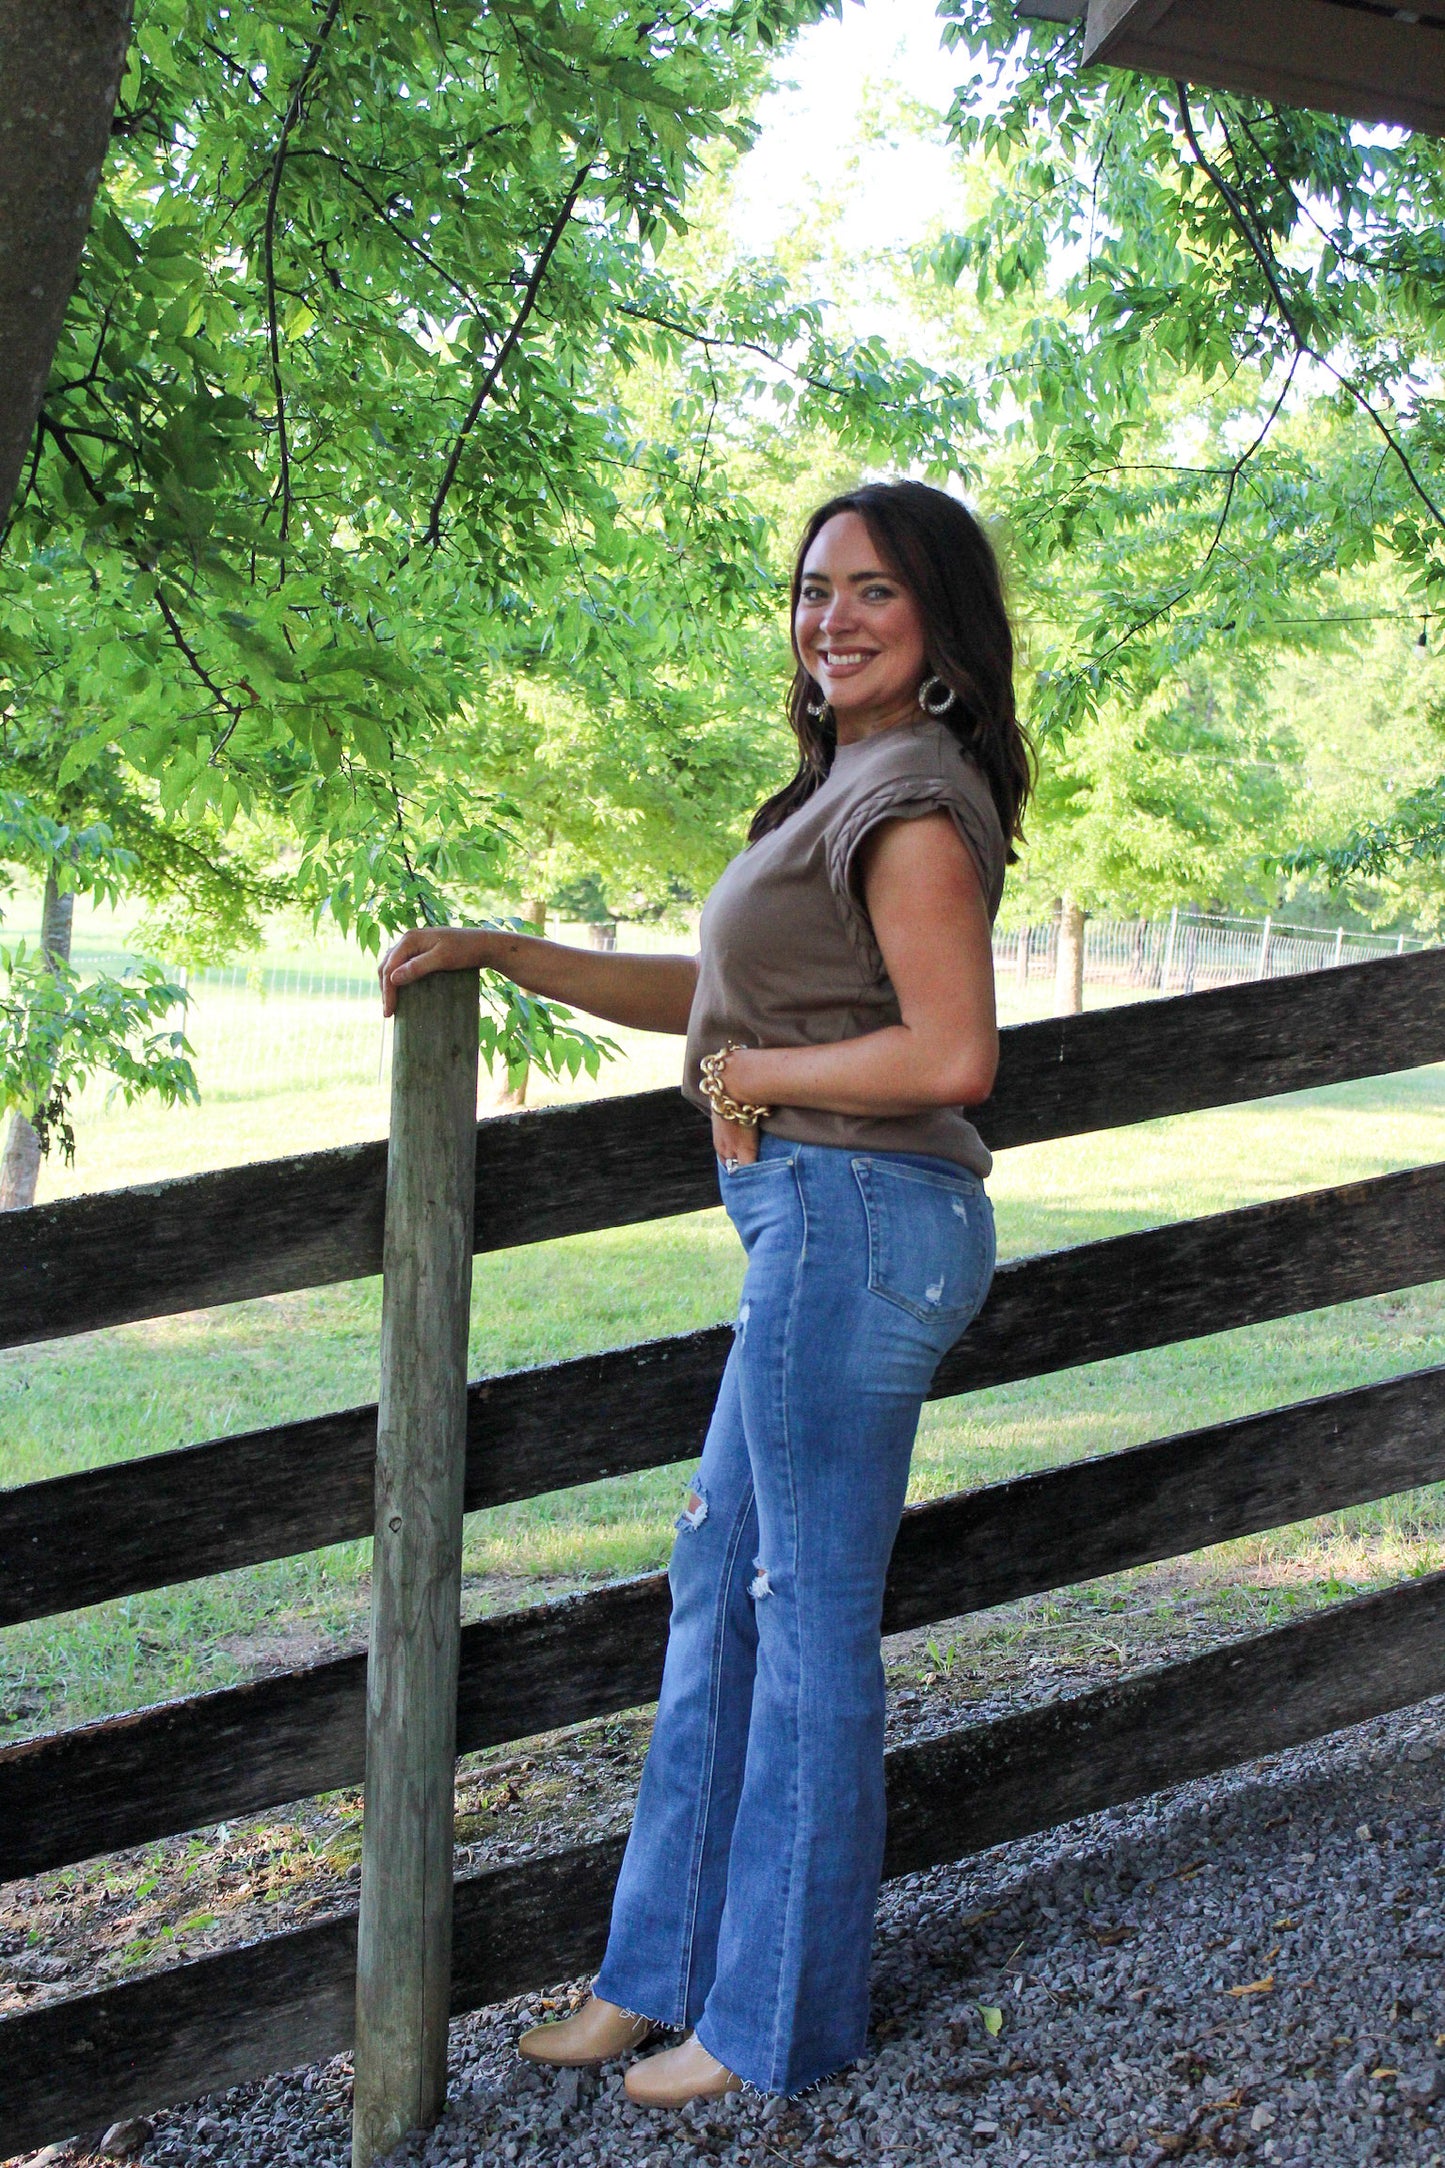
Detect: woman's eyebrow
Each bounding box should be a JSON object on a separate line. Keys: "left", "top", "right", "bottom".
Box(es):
{"left": 799, "top": 566, "right": 893, "bottom": 586}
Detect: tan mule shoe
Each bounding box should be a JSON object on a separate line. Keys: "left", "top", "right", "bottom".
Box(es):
{"left": 624, "top": 2032, "right": 743, "bottom": 2107}
{"left": 517, "top": 1993, "right": 655, "bottom": 2068}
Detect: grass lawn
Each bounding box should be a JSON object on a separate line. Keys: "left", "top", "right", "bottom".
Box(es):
{"left": 2, "top": 1058, "right": 1443, "bottom": 1742}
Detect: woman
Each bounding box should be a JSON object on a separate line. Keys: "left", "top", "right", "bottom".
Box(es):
{"left": 379, "top": 480, "right": 1031, "bottom": 2108}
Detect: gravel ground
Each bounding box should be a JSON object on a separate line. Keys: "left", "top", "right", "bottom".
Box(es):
{"left": 32, "top": 1691, "right": 1440, "bottom": 2168}
{"left": 3, "top": 1580, "right": 1315, "bottom": 2025}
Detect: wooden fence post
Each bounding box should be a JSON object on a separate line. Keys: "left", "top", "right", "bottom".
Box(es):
{"left": 352, "top": 967, "right": 480, "bottom": 2168}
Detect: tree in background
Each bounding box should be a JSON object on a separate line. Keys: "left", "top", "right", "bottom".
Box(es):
{"left": 0, "top": 793, "right": 194, "bottom": 1205}
{"left": 912, "top": 3, "right": 1445, "bottom": 970}
{"left": 0, "top": 708, "right": 284, "bottom": 1202}
{"left": 1268, "top": 609, "right": 1445, "bottom": 933}
{"left": 1, "top": 0, "right": 992, "bottom": 1165}
{"left": 1004, "top": 668, "right": 1296, "bottom": 1005}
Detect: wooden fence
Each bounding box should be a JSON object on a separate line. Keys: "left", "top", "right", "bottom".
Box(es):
{"left": 2, "top": 947, "right": 1445, "bottom": 2156}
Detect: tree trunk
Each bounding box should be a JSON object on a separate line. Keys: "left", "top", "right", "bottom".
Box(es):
{"left": 493, "top": 898, "right": 546, "bottom": 1111}
{"left": 0, "top": 0, "right": 135, "bottom": 526}
{"left": 1055, "top": 894, "right": 1086, "bottom": 1017}
{"left": 0, "top": 868, "right": 76, "bottom": 1210}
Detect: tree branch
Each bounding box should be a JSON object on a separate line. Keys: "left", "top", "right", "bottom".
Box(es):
{"left": 1176, "top": 82, "right": 1445, "bottom": 540}
{"left": 41, "top": 414, "right": 253, "bottom": 732}
{"left": 35, "top": 413, "right": 107, "bottom": 505}
{"left": 1198, "top": 350, "right": 1299, "bottom": 575}
{"left": 1229, "top": 109, "right": 1401, "bottom": 279}
{"left": 153, "top": 586, "right": 250, "bottom": 730}
{"left": 263, "top": 0, "right": 345, "bottom": 554}
{"left": 421, "top": 161, "right": 592, "bottom": 548}
{"left": 198, "top": 36, "right": 279, "bottom": 114}
{"left": 295, "top": 147, "right": 485, "bottom": 311}
{"left": 618, "top": 301, "right": 857, "bottom": 400}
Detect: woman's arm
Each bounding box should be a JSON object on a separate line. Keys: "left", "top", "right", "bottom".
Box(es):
{"left": 379, "top": 925, "right": 699, "bottom": 1036}
{"left": 719, "top": 812, "right": 998, "bottom": 1121}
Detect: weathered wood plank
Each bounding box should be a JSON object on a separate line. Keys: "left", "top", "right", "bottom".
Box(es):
{"left": 883, "top": 1563, "right": 1445, "bottom": 1875}
{"left": 0, "top": 1332, "right": 732, "bottom": 1629}
{"left": 352, "top": 968, "right": 479, "bottom": 2163}
{"left": 0, "top": 946, "right": 1440, "bottom": 1351}
{"left": 0, "top": 1913, "right": 363, "bottom": 2162}
{"left": 932, "top": 1157, "right": 1445, "bottom": 1399}
{"left": 0, "top": 1656, "right": 369, "bottom": 1883}
{"left": 982, "top": 941, "right": 1445, "bottom": 1151}
{"left": 5, "top": 1359, "right": 1443, "bottom": 1884}
{"left": 0, "top": 1404, "right": 382, "bottom": 1629}
{"left": 5, "top": 1567, "right": 1443, "bottom": 2159}
{"left": 881, "top": 1360, "right": 1445, "bottom": 1636}
{"left": 6, "top": 1157, "right": 1445, "bottom": 1628}
{"left": 0, "top": 1091, "right": 705, "bottom": 1353}
{"left": 0, "top": 1133, "right": 392, "bottom": 1354}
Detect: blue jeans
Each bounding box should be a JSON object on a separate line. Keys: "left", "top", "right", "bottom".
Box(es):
{"left": 593, "top": 1134, "right": 996, "bottom": 2094}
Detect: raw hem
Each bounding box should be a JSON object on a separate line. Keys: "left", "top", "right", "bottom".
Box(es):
{"left": 589, "top": 1978, "right": 683, "bottom": 2032}
{"left": 693, "top": 2019, "right": 860, "bottom": 2101}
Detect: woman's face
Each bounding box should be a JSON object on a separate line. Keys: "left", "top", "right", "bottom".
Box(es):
{"left": 795, "top": 511, "right": 928, "bottom": 735}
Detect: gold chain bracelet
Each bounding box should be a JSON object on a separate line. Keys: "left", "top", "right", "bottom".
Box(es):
{"left": 699, "top": 1042, "right": 774, "bottom": 1128}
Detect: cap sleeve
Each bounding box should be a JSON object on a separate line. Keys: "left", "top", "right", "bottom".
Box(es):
{"left": 825, "top": 757, "right": 1006, "bottom": 974}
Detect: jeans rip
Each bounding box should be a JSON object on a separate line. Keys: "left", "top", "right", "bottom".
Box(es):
{"left": 675, "top": 1480, "right": 709, "bottom": 1532}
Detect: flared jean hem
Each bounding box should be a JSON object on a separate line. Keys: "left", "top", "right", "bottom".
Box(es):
{"left": 694, "top": 2016, "right": 863, "bottom": 2100}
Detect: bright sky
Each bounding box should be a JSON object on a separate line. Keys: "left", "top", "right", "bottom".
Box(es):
{"left": 731, "top": 0, "right": 967, "bottom": 257}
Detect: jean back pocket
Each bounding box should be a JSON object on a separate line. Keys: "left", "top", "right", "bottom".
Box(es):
{"left": 851, "top": 1157, "right": 994, "bottom": 1328}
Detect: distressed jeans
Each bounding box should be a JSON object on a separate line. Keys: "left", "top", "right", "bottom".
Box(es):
{"left": 593, "top": 1134, "right": 996, "bottom": 2094}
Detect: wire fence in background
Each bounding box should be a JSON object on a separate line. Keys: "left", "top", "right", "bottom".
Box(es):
{"left": 999, "top": 908, "right": 1423, "bottom": 1000}
{"left": 174, "top": 963, "right": 391, "bottom": 1101}
{"left": 133, "top": 910, "right": 1432, "bottom": 1108}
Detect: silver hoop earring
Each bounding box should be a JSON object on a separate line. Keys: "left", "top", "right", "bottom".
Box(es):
{"left": 805, "top": 694, "right": 831, "bottom": 720}
{"left": 918, "top": 674, "right": 957, "bottom": 716}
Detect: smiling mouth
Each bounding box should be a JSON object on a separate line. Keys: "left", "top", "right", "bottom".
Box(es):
{"left": 817, "top": 649, "right": 876, "bottom": 668}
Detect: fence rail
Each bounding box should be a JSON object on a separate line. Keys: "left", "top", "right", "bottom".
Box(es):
{"left": 6, "top": 1157, "right": 1445, "bottom": 1636}
{"left": 4, "top": 946, "right": 1442, "bottom": 1351}
{"left": 5, "top": 1349, "right": 1445, "bottom": 1886}
{"left": 2, "top": 945, "right": 1444, "bottom": 2155}
{"left": 6, "top": 1567, "right": 1445, "bottom": 2157}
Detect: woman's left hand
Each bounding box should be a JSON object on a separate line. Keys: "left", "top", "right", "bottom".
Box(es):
{"left": 707, "top": 1046, "right": 762, "bottom": 1166}
{"left": 711, "top": 1108, "right": 760, "bottom": 1168}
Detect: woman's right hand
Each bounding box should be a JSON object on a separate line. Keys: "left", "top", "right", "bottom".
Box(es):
{"left": 379, "top": 927, "right": 491, "bottom": 1016}
{"left": 380, "top": 924, "right": 697, "bottom": 1035}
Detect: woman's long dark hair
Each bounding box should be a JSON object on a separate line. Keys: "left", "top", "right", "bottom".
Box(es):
{"left": 749, "top": 481, "right": 1033, "bottom": 855}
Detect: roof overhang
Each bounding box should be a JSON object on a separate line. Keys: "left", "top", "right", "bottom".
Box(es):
{"left": 1015, "top": 0, "right": 1445, "bottom": 134}
{"left": 1086, "top": 0, "right": 1445, "bottom": 133}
